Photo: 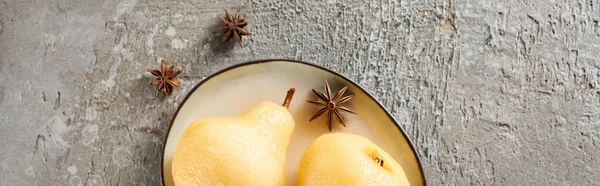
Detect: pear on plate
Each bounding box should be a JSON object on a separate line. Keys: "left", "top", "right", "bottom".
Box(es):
{"left": 297, "top": 132, "right": 410, "bottom": 186}
{"left": 172, "top": 88, "right": 296, "bottom": 186}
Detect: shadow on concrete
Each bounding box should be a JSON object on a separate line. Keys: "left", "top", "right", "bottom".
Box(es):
{"left": 206, "top": 20, "right": 236, "bottom": 54}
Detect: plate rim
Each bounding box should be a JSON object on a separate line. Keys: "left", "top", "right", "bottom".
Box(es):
{"left": 160, "top": 59, "right": 427, "bottom": 186}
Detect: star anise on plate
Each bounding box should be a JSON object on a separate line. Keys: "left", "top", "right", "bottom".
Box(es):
{"left": 308, "top": 79, "right": 356, "bottom": 131}
{"left": 215, "top": 9, "right": 251, "bottom": 47}
{"left": 147, "top": 59, "right": 182, "bottom": 96}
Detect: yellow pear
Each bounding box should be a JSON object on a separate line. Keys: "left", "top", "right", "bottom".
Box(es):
{"left": 297, "top": 132, "right": 410, "bottom": 186}
{"left": 172, "top": 88, "right": 296, "bottom": 186}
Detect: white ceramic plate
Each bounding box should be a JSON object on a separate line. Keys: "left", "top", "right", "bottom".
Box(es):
{"left": 161, "top": 60, "right": 425, "bottom": 186}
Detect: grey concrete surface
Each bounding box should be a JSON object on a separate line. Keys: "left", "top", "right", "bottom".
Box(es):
{"left": 1, "top": 0, "right": 599, "bottom": 185}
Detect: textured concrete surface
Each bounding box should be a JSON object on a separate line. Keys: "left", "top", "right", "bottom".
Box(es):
{"left": 1, "top": 0, "right": 599, "bottom": 185}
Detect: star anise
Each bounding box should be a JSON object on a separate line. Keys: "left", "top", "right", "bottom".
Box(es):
{"left": 215, "top": 9, "right": 251, "bottom": 47}
{"left": 308, "top": 79, "right": 356, "bottom": 131}
{"left": 147, "top": 59, "right": 181, "bottom": 96}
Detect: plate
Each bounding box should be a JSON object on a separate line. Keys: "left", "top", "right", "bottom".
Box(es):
{"left": 161, "top": 59, "right": 425, "bottom": 186}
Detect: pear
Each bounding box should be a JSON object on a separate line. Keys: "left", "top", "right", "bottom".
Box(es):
{"left": 172, "top": 88, "right": 296, "bottom": 186}
{"left": 297, "top": 132, "right": 410, "bottom": 186}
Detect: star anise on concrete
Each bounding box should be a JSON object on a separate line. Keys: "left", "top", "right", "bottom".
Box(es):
{"left": 215, "top": 9, "right": 251, "bottom": 47}
{"left": 147, "top": 59, "right": 181, "bottom": 96}
{"left": 308, "top": 79, "right": 356, "bottom": 131}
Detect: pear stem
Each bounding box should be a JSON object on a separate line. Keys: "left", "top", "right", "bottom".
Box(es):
{"left": 282, "top": 87, "right": 296, "bottom": 109}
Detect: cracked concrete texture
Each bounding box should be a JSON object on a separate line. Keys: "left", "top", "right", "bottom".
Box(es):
{"left": 1, "top": 0, "right": 599, "bottom": 185}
